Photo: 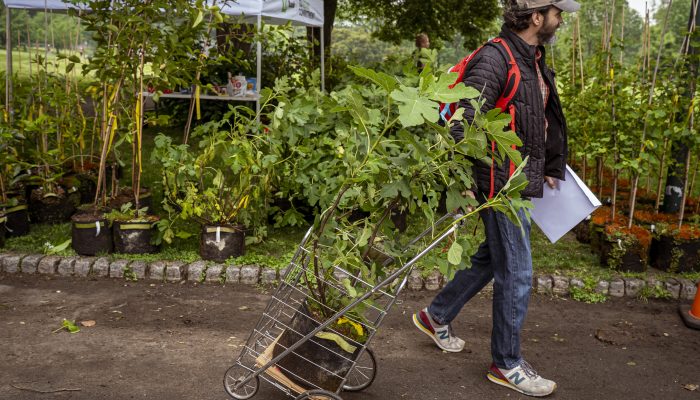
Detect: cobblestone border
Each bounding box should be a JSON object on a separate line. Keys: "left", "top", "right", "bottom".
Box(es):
{"left": 1, "top": 252, "right": 698, "bottom": 301}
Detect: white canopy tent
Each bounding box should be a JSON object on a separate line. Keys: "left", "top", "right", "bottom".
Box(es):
{"left": 3, "top": 0, "right": 325, "bottom": 119}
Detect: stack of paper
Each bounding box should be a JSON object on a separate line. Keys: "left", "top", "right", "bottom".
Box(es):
{"left": 530, "top": 165, "right": 602, "bottom": 243}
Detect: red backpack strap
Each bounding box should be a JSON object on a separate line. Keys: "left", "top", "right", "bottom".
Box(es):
{"left": 492, "top": 38, "right": 520, "bottom": 112}
{"left": 488, "top": 38, "right": 522, "bottom": 199}
{"left": 448, "top": 45, "right": 487, "bottom": 89}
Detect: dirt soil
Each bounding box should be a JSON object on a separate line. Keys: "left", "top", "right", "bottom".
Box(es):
{"left": 0, "top": 273, "right": 699, "bottom": 400}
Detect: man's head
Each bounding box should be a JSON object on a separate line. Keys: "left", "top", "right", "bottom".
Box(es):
{"left": 503, "top": 0, "right": 580, "bottom": 45}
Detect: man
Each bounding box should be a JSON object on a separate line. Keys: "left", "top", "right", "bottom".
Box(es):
{"left": 413, "top": 0, "right": 578, "bottom": 397}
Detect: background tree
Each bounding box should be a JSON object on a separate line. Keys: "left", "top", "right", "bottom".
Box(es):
{"left": 306, "top": 0, "right": 501, "bottom": 65}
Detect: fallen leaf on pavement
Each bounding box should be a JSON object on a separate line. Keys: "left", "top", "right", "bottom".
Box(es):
{"left": 627, "top": 361, "right": 636, "bottom": 366}
{"left": 683, "top": 384, "right": 698, "bottom": 391}
{"left": 81, "top": 320, "right": 96, "bottom": 327}
{"left": 238, "top": 306, "right": 248, "bottom": 311}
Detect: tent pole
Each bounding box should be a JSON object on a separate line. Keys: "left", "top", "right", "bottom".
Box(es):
{"left": 256, "top": 14, "right": 262, "bottom": 123}
{"left": 320, "top": 26, "right": 325, "bottom": 92}
{"left": 5, "top": 7, "right": 13, "bottom": 123}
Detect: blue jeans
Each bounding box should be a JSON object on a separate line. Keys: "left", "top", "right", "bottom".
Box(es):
{"left": 428, "top": 205, "right": 532, "bottom": 370}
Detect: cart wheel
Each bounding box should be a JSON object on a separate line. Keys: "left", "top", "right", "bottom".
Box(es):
{"left": 223, "top": 363, "right": 259, "bottom": 400}
{"left": 343, "top": 348, "right": 377, "bottom": 392}
{"left": 294, "top": 389, "right": 343, "bottom": 400}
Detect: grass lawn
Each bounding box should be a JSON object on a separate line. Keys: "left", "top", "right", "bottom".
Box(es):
{"left": 0, "top": 48, "right": 154, "bottom": 79}
{"left": 1, "top": 48, "right": 88, "bottom": 78}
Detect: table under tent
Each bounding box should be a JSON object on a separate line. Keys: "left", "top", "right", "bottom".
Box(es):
{"left": 2, "top": 0, "right": 325, "bottom": 120}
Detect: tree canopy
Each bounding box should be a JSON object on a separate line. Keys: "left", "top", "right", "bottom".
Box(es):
{"left": 337, "top": 0, "right": 501, "bottom": 49}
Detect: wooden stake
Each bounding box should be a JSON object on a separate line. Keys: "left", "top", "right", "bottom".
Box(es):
{"left": 16, "top": 30, "right": 21, "bottom": 75}
{"left": 577, "top": 14, "right": 585, "bottom": 90}
{"left": 619, "top": 4, "right": 626, "bottom": 65}
{"left": 688, "top": 154, "right": 699, "bottom": 198}
{"left": 655, "top": 137, "right": 669, "bottom": 213}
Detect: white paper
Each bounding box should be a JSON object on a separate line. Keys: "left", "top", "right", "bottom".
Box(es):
{"left": 530, "top": 165, "right": 602, "bottom": 243}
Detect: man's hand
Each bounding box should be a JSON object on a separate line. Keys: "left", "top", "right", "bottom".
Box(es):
{"left": 544, "top": 176, "right": 558, "bottom": 189}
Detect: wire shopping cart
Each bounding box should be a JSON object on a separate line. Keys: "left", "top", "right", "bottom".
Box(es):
{"left": 223, "top": 212, "right": 463, "bottom": 400}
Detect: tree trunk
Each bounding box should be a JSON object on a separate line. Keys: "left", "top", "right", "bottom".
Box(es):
{"left": 307, "top": 0, "right": 337, "bottom": 63}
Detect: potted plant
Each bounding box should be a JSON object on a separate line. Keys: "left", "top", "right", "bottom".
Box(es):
{"left": 262, "top": 60, "right": 530, "bottom": 393}
{"left": 649, "top": 221, "right": 700, "bottom": 273}
{"left": 0, "top": 127, "right": 30, "bottom": 237}
{"left": 154, "top": 104, "right": 276, "bottom": 262}
{"left": 103, "top": 202, "right": 159, "bottom": 254}
{"left": 22, "top": 114, "right": 76, "bottom": 224}
{"left": 599, "top": 222, "right": 651, "bottom": 272}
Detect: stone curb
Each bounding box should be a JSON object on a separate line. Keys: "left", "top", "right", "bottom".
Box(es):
{"left": 0, "top": 252, "right": 698, "bottom": 301}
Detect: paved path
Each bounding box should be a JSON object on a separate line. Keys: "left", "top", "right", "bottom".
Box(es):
{"left": 0, "top": 274, "right": 698, "bottom": 399}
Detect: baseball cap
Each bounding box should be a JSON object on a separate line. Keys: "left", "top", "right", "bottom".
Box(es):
{"left": 513, "top": 0, "right": 581, "bottom": 12}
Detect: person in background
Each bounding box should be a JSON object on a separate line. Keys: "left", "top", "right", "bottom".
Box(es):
{"left": 412, "top": 0, "right": 578, "bottom": 397}
{"left": 414, "top": 32, "right": 430, "bottom": 71}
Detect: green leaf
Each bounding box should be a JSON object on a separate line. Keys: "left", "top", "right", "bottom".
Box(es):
{"left": 446, "top": 188, "right": 470, "bottom": 213}
{"left": 45, "top": 239, "right": 72, "bottom": 255}
{"left": 490, "top": 129, "right": 523, "bottom": 165}
{"left": 175, "top": 231, "right": 194, "bottom": 239}
{"left": 397, "top": 130, "right": 429, "bottom": 156}
{"left": 430, "top": 72, "right": 480, "bottom": 103}
{"left": 380, "top": 179, "right": 411, "bottom": 199}
{"left": 68, "top": 55, "right": 81, "bottom": 63}
{"left": 341, "top": 278, "right": 358, "bottom": 298}
{"left": 348, "top": 66, "right": 398, "bottom": 92}
{"left": 390, "top": 86, "right": 438, "bottom": 127}
{"left": 357, "top": 226, "right": 371, "bottom": 247}
{"left": 62, "top": 319, "right": 80, "bottom": 334}
{"left": 213, "top": 10, "right": 224, "bottom": 23}
{"left": 315, "top": 331, "right": 357, "bottom": 353}
{"left": 193, "top": 10, "right": 204, "bottom": 27}
{"left": 447, "top": 240, "right": 463, "bottom": 265}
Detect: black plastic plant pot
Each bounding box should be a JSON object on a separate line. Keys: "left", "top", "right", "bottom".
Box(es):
{"left": 600, "top": 239, "right": 647, "bottom": 272}
{"left": 3, "top": 204, "right": 30, "bottom": 237}
{"left": 199, "top": 225, "right": 245, "bottom": 262}
{"left": 0, "top": 214, "right": 6, "bottom": 248}
{"left": 649, "top": 235, "right": 700, "bottom": 273}
{"left": 29, "top": 191, "right": 76, "bottom": 224}
{"left": 574, "top": 218, "right": 591, "bottom": 244}
{"left": 589, "top": 223, "right": 604, "bottom": 256}
{"left": 71, "top": 215, "right": 113, "bottom": 256}
{"left": 113, "top": 219, "right": 159, "bottom": 254}
{"left": 272, "top": 303, "right": 363, "bottom": 392}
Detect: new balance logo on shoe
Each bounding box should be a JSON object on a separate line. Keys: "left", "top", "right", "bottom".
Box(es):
{"left": 487, "top": 361, "right": 557, "bottom": 397}
{"left": 508, "top": 372, "right": 526, "bottom": 385}
{"left": 412, "top": 308, "right": 466, "bottom": 353}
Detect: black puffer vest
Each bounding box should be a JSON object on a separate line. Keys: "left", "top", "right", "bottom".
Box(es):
{"left": 450, "top": 25, "right": 568, "bottom": 199}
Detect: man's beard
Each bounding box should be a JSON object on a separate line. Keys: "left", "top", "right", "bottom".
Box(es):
{"left": 537, "top": 18, "right": 559, "bottom": 45}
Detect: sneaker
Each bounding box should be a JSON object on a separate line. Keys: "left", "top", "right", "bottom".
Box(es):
{"left": 412, "top": 308, "right": 465, "bottom": 352}
{"left": 487, "top": 361, "right": 557, "bottom": 397}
